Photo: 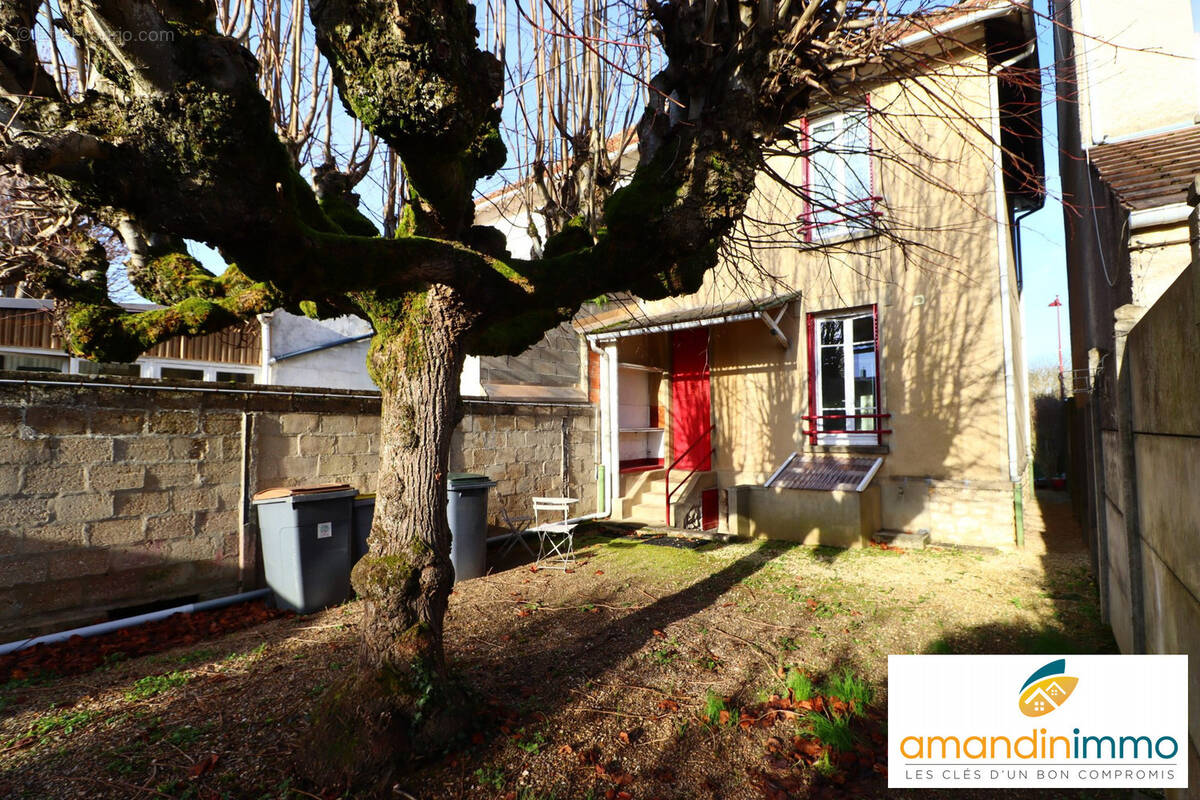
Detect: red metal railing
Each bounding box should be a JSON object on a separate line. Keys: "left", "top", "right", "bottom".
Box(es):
{"left": 665, "top": 422, "right": 715, "bottom": 527}
{"left": 801, "top": 412, "right": 892, "bottom": 446}
{"left": 796, "top": 196, "right": 884, "bottom": 240}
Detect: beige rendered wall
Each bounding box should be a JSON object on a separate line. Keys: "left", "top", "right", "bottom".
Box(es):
{"left": 727, "top": 485, "right": 881, "bottom": 548}
{"left": 1130, "top": 223, "right": 1193, "bottom": 309}
{"left": 637, "top": 48, "right": 1022, "bottom": 545}
{"left": 1068, "top": 0, "right": 1197, "bottom": 143}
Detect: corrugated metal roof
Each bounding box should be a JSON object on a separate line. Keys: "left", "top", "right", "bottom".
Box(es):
{"left": 582, "top": 292, "right": 801, "bottom": 337}
{"left": 1089, "top": 126, "right": 1200, "bottom": 211}
{"left": 765, "top": 454, "right": 882, "bottom": 491}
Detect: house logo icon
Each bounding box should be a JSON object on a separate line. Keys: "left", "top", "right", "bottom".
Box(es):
{"left": 1018, "top": 659, "right": 1079, "bottom": 717}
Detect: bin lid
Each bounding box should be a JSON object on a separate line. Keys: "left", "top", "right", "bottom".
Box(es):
{"left": 252, "top": 483, "right": 358, "bottom": 504}
{"left": 354, "top": 493, "right": 376, "bottom": 502}
{"left": 448, "top": 472, "right": 497, "bottom": 489}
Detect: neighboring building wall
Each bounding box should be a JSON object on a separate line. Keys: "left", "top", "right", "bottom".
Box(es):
{"left": 1060, "top": 0, "right": 1197, "bottom": 145}
{"left": 1054, "top": 5, "right": 1200, "bottom": 735}
{"left": 264, "top": 310, "right": 376, "bottom": 391}
{"left": 477, "top": 322, "right": 583, "bottom": 389}
{"left": 0, "top": 299, "right": 262, "bottom": 382}
{"left": 1099, "top": 190, "right": 1200, "bottom": 799}
{"left": 0, "top": 375, "right": 595, "bottom": 641}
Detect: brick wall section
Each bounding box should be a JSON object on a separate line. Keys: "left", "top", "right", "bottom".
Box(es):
{"left": 0, "top": 374, "right": 595, "bottom": 641}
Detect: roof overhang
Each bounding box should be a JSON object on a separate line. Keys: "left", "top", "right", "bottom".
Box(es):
{"left": 583, "top": 292, "right": 801, "bottom": 345}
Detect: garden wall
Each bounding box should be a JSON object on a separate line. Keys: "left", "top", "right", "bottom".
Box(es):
{"left": 0, "top": 374, "right": 596, "bottom": 641}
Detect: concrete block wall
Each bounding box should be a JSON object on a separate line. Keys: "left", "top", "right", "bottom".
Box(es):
{"left": 0, "top": 375, "right": 596, "bottom": 641}
{"left": 452, "top": 400, "right": 598, "bottom": 523}
{"left": 1124, "top": 255, "right": 1200, "bottom": 794}
{"left": 477, "top": 322, "right": 582, "bottom": 388}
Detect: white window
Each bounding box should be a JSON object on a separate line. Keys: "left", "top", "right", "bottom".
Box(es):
{"left": 142, "top": 361, "right": 259, "bottom": 383}
{"left": 803, "top": 108, "right": 876, "bottom": 241}
{"left": 0, "top": 353, "right": 68, "bottom": 373}
{"left": 807, "top": 308, "right": 883, "bottom": 445}
{"left": 77, "top": 359, "right": 141, "bottom": 378}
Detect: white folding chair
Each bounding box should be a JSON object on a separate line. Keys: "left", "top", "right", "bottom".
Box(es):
{"left": 530, "top": 496, "right": 579, "bottom": 569}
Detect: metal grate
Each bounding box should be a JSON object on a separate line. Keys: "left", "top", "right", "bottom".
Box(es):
{"left": 764, "top": 453, "right": 883, "bottom": 492}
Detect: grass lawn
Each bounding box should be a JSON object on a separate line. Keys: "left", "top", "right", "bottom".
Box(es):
{"left": 0, "top": 522, "right": 1117, "bottom": 799}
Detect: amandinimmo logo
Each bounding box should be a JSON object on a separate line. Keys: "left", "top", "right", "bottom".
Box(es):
{"left": 887, "top": 654, "right": 1188, "bottom": 789}
{"left": 1017, "top": 659, "right": 1077, "bottom": 717}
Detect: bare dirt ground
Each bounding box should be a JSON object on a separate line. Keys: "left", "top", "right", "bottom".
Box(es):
{"left": 0, "top": 492, "right": 1119, "bottom": 799}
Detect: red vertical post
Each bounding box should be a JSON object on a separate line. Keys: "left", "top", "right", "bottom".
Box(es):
{"left": 806, "top": 313, "right": 817, "bottom": 445}
{"left": 1050, "top": 295, "right": 1064, "bottom": 400}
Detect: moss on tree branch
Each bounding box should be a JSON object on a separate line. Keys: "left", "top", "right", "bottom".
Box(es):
{"left": 61, "top": 280, "right": 280, "bottom": 364}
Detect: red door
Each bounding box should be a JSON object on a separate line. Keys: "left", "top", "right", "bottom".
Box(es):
{"left": 671, "top": 328, "right": 712, "bottom": 471}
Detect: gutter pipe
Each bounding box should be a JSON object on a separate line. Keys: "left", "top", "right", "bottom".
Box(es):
{"left": 990, "top": 40, "right": 1037, "bottom": 547}
{"left": 1129, "top": 203, "right": 1191, "bottom": 231}
{"left": 268, "top": 332, "right": 375, "bottom": 364}
{"left": 0, "top": 588, "right": 272, "bottom": 657}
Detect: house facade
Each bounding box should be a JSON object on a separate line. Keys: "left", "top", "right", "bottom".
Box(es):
{"left": 573, "top": 1, "right": 1044, "bottom": 549}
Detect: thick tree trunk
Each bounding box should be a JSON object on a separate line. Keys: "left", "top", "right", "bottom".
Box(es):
{"left": 309, "top": 286, "right": 475, "bottom": 788}
{"left": 354, "top": 305, "right": 464, "bottom": 676}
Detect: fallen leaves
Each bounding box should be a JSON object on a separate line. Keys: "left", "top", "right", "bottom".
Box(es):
{"left": 188, "top": 753, "right": 219, "bottom": 778}
{"left": 0, "top": 601, "right": 289, "bottom": 682}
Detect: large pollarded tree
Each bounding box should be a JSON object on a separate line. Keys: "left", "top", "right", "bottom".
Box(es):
{"left": 0, "top": 0, "right": 1038, "bottom": 781}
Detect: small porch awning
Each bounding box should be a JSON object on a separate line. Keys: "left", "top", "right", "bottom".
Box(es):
{"left": 582, "top": 291, "right": 801, "bottom": 347}
{"left": 765, "top": 453, "right": 883, "bottom": 493}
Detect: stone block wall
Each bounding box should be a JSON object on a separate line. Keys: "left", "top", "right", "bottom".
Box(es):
{"left": 452, "top": 401, "right": 597, "bottom": 523}
{"left": 477, "top": 322, "right": 582, "bottom": 388}
{"left": 0, "top": 374, "right": 595, "bottom": 641}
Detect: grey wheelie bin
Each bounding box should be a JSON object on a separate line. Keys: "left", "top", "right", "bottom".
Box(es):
{"left": 447, "top": 473, "right": 496, "bottom": 582}
{"left": 252, "top": 484, "right": 356, "bottom": 613}
{"left": 351, "top": 493, "right": 375, "bottom": 568}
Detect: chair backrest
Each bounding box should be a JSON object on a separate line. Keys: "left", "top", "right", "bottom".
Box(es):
{"left": 498, "top": 504, "right": 522, "bottom": 528}
{"left": 532, "top": 496, "right": 577, "bottom": 524}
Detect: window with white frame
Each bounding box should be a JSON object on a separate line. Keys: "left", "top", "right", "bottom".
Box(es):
{"left": 0, "top": 352, "right": 68, "bottom": 373}
{"left": 803, "top": 108, "right": 877, "bottom": 241}
{"left": 806, "top": 307, "right": 885, "bottom": 445}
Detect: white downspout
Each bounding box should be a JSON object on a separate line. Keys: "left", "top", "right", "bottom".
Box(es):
{"left": 586, "top": 336, "right": 614, "bottom": 519}
{"left": 257, "top": 312, "right": 273, "bottom": 385}
{"left": 1079, "top": 0, "right": 1107, "bottom": 146}
{"left": 604, "top": 341, "right": 621, "bottom": 518}
{"left": 990, "top": 42, "right": 1036, "bottom": 490}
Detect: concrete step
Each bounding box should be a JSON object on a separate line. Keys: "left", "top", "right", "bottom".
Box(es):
{"left": 628, "top": 502, "right": 669, "bottom": 524}
{"left": 873, "top": 529, "right": 930, "bottom": 549}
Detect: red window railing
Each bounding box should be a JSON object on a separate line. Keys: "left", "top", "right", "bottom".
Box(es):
{"left": 796, "top": 195, "right": 884, "bottom": 241}
{"left": 801, "top": 412, "right": 892, "bottom": 446}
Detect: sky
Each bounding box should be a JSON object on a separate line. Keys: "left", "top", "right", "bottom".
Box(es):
{"left": 1015, "top": 0, "right": 1073, "bottom": 371}
{"left": 186, "top": 0, "right": 1074, "bottom": 371}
